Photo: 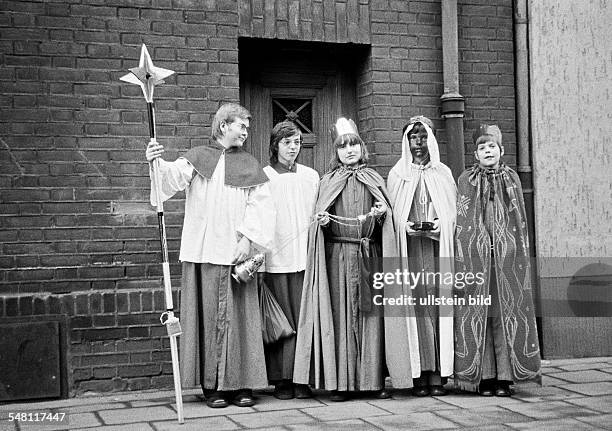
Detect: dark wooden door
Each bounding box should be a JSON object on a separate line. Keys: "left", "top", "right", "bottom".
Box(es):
{"left": 240, "top": 41, "right": 358, "bottom": 176}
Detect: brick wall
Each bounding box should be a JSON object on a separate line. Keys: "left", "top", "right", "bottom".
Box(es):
{"left": 0, "top": 0, "right": 517, "bottom": 395}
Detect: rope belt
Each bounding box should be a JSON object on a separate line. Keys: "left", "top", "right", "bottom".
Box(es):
{"left": 327, "top": 235, "right": 374, "bottom": 313}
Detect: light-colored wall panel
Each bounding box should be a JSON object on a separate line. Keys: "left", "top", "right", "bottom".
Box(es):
{"left": 529, "top": 0, "right": 612, "bottom": 357}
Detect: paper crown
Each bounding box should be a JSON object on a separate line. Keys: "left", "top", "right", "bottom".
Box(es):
{"left": 473, "top": 124, "right": 502, "bottom": 146}
{"left": 330, "top": 117, "right": 359, "bottom": 142}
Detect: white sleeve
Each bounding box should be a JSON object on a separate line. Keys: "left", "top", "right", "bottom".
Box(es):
{"left": 149, "top": 158, "right": 194, "bottom": 206}
{"left": 237, "top": 182, "right": 276, "bottom": 252}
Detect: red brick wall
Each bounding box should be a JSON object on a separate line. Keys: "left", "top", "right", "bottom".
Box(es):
{"left": 0, "top": 0, "right": 516, "bottom": 394}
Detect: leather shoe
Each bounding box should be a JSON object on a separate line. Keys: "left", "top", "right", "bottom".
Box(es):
{"left": 294, "top": 384, "right": 313, "bottom": 399}
{"left": 330, "top": 390, "right": 349, "bottom": 402}
{"left": 430, "top": 385, "right": 447, "bottom": 396}
{"left": 495, "top": 382, "right": 511, "bottom": 397}
{"left": 232, "top": 390, "right": 256, "bottom": 407}
{"left": 478, "top": 384, "right": 494, "bottom": 397}
{"left": 205, "top": 391, "right": 229, "bottom": 408}
{"left": 273, "top": 381, "right": 294, "bottom": 400}
{"left": 374, "top": 388, "right": 392, "bottom": 399}
{"left": 413, "top": 386, "right": 430, "bottom": 397}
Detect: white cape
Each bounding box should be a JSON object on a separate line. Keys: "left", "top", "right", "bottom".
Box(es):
{"left": 385, "top": 122, "right": 457, "bottom": 386}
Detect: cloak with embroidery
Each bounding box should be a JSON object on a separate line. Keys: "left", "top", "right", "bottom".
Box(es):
{"left": 454, "top": 163, "right": 541, "bottom": 391}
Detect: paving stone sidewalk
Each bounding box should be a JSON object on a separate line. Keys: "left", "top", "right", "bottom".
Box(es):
{"left": 1, "top": 357, "right": 611, "bottom": 431}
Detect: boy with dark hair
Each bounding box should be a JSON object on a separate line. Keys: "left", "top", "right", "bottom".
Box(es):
{"left": 262, "top": 121, "right": 319, "bottom": 399}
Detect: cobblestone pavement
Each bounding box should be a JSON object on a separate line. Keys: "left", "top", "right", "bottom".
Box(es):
{"left": 1, "top": 357, "right": 611, "bottom": 431}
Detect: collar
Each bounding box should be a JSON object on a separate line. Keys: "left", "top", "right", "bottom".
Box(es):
{"left": 272, "top": 160, "right": 297, "bottom": 174}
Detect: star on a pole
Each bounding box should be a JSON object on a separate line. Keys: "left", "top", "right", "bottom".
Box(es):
{"left": 120, "top": 44, "right": 174, "bottom": 103}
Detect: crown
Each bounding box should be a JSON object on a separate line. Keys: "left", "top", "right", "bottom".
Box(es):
{"left": 473, "top": 124, "right": 502, "bottom": 145}
{"left": 330, "top": 117, "right": 360, "bottom": 142}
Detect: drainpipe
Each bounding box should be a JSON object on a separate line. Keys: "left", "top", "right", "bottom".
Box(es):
{"left": 514, "top": 0, "right": 541, "bottom": 351}
{"left": 440, "top": 0, "right": 465, "bottom": 180}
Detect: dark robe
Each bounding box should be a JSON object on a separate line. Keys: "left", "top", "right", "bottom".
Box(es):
{"left": 293, "top": 165, "right": 396, "bottom": 390}
{"left": 407, "top": 181, "right": 444, "bottom": 385}
{"left": 180, "top": 263, "right": 267, "bottom": 391}
{"left": 263, "top": 271, "right": 304, "bottom": 382}
{"left": 454, "top": 163, "right": 541, "bottom": 391}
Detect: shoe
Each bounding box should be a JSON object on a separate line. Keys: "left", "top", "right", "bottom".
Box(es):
{"left": 205, "top": 391, "right": 229, "bottom": 408}
{"left": 232, "top": 389, "right": 256, "bottom": 407}
{"left": 330, "top": 390, "right": 349, "bottom": 402}
{"left": 294, "top": 384, "right": 313, "bottom": 399}
{"left": 374, "top": 388, "right": 392, "bottom": 399}
{"left": 430, "top": 385, "right": 447, "bottom": 396}
{"left": 413, "top": 386, "right": 430, "bottom": 397}
{"left": 273, "top": 381, "right": 294, "bottom": 400}
{"left": 495, "top": 382, "right": 511, "bottom": 397}
{"left": 478, "top": 382, "right": 494, "bottom": 397}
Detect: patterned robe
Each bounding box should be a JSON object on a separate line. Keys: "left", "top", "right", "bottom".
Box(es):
{"left": 454, "top": 163, "right": 541, "bottom": 391}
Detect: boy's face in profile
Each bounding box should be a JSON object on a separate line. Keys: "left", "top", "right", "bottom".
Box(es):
{"left": 221, "top": 117, "right": 249, "bottom": 148}
{"left": 475, "top": 139, "right": 503, "bottom": 169}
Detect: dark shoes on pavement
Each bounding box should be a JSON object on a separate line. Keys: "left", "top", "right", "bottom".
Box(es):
{"left": 330, "top": 390, "right": 349, "bottom": 402}
{"left": 374, "top": 388, "right": 392, "bottom": 399}
{"left": 204, "top": 389, "right": 255, "bottom": 408}
{"left": 430, "top": 385, "right": 447, "bottom": 396}
{"left": 479, "top": 379, "right": 512, "bottom": 397}
{"left": 232, "top": 389, "right": 256, "bottom": 407}
{"left": 415, "top": 385, "right": 447, "bottom": 397}
{"left": 414, "top": 386, "right": 430, "bottom": 397}
{"left": 273, "top": 381, "right": 313, "bottom": 400}
{"left": 294, "top": 384, "right": 313, "bottom": 399}
{"left": 204, "top": 390, "right": 230, "bottom": 408}
{"left": 494, "top": 381, "right": 511, "bottom": 397}
{"left": 273, "top": 381, "right": 295, "bottom": 400}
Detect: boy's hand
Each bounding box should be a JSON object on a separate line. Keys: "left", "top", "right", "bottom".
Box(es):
{"left": 146, "top": 138, "right": 164, "bottom": 162}
{"left": 316, "top": 211, "right": 330, "bottom": 226}
{"left": 405, "top": 221, "right": 420, "bottom": 235}
{"left": 431, "top": 219, "right": 440, "bottom": 233}
{"left": 424, "top": 219, "right": 441, "bottom": 241}
{"left": 232, "top": 236, "right": 251, "bottom": 264}
{"left": 372, "top": 201, "right": 387, "bottom": 218}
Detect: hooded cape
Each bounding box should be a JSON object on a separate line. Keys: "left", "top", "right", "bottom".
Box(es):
{"left": 183, "top": 143, "right": 268, "bottom": 188}
{"left": 385, "top": 122, "right": 457, "bottom": 386}
{"left": 454, "top": 163, "right": 541, "bottom": 391}
{"left": 293, "top": 166, "right": 396, "bottom": 390}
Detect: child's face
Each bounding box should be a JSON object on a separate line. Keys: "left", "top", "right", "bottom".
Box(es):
{"left": 408, "top": 124, "right": 429, "bottom": 164}
{"left": 277, "top": 133, "right": 301, "bottom": 166}
{"left": 337, "top": 141, "right": 363, "bottom": 166}
{"left": 475, "top": 140, "right": 503, "bottom": 169}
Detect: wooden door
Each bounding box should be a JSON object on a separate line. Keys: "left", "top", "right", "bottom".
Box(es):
{"left": 240, "top": 41, "right": 357, "bottom": 176}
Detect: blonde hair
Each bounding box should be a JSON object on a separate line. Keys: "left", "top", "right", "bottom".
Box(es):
{"left": 211, "top": 103, "right": 251, "bottom": 141}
